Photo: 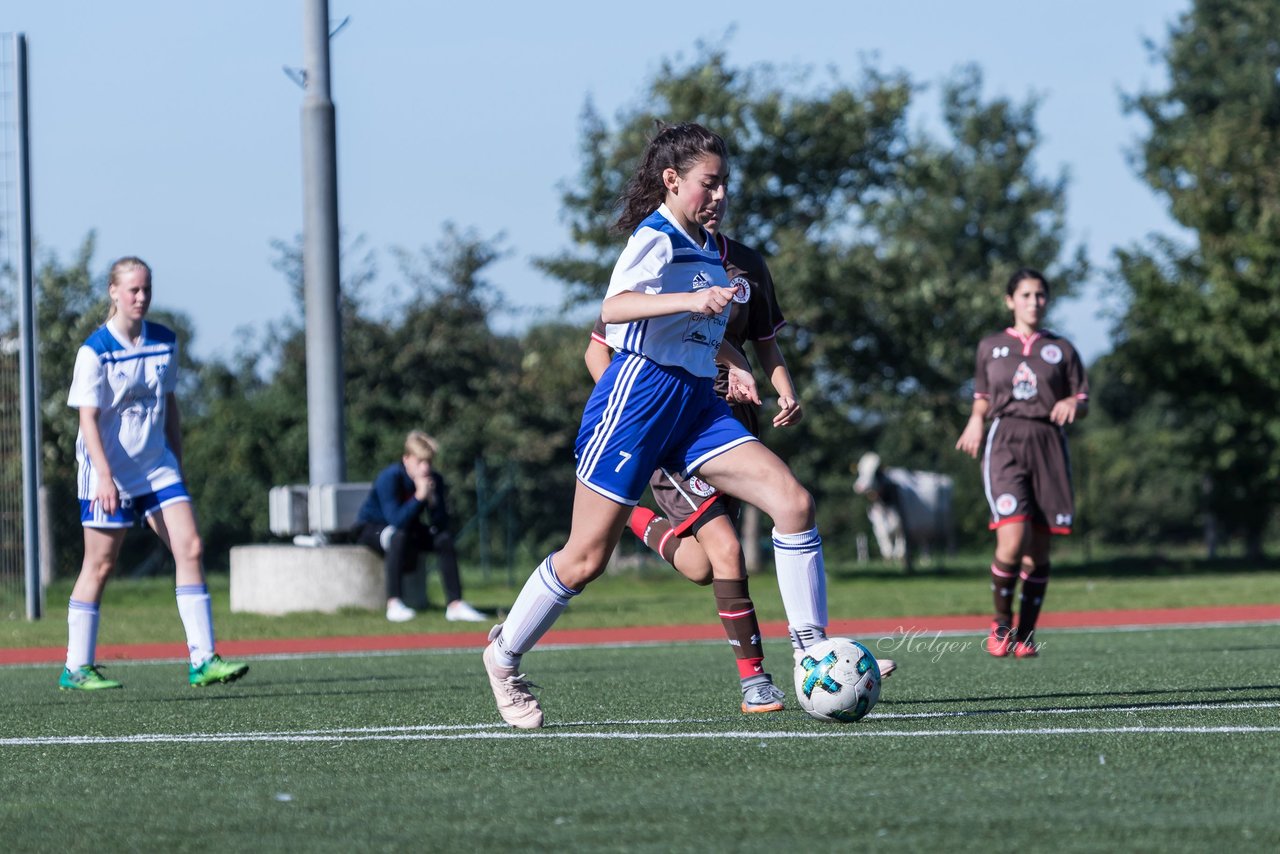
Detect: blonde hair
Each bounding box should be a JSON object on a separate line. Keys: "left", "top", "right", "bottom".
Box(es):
{"left": 106, "top": 256, "right": 152, "bottom": 320}
{"left": 403, "top": 430, "right": 439, "bottom": 462}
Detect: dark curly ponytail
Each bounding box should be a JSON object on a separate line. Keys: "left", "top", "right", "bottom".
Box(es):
{"left": 613, "top": 122, "right": 728, "bottom": 235}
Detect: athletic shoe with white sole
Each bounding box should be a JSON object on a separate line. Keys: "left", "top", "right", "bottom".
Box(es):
{"left": 386, "top": 598, "right": 416, "bottom": 622}
{"left": 189, "top": 654, "right": 249, "bottom": 687}
{"left": 58, "top": 665, "right": 122, "bottom": 691}
{"left": 445, "top": 600, "right": 488, "bottom": 622}
{"left": 741, "top": 674, "right": 786, "bottom": 713}
{"left": 482, "top": 624, "right": 543, "bottom": 729}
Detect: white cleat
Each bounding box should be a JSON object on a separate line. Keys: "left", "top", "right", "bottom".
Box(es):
{"left": 482, "top": 625, "right": 543, "bottom": 729}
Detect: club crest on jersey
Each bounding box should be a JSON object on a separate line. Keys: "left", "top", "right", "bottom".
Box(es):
{"left": 1011, "top": 360, "right": 1038, "bottom": 401}
{"left": 995, "top": 493, "right": 1018, "bottom": 516}
{"left": 729, "top": 276, "right": 751, "bottom": 304}
{"left": 691, "top": 271, "right": 712, "bottom": 290}
{"left": 1040, "top": 344, "right": 1063, "bottom": 365}
{"left": 688, "top": 476, "right": 716, "bottom": 498}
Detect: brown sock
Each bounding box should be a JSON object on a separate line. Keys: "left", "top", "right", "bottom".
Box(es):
{"left": 713, "top": 578, "right": 765, "bottom": 678}
{"left": 1016, "top": 563, "right": 1050, "bottom": 641}
{"left": 990, "top": 558, "right": 1018, "bottom": 626}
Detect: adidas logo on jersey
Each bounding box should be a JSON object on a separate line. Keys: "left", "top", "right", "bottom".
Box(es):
{"left": 691, "top": 271, "right": 711, "bottom": 290}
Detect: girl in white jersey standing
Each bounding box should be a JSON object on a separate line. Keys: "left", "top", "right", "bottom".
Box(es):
{"left": 59, "top": 256, "right": 248, "bottom": 691}
{"left": 483, "top": 124, "right": 838, "bottom": 728}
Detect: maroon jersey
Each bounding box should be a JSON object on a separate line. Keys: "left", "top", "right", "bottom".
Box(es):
{"left": 973, "top": 328, "right": 1088, "bottom": 419}
{"left": 711, "top": 233, "right": 786, "bottom": 402}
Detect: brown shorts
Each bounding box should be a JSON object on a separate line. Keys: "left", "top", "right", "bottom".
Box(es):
{"left": 981, "top": 416, "right": 1075, "bottom": 534}
{"left": 649, "top": 468, "right": 731, "bottom": 536}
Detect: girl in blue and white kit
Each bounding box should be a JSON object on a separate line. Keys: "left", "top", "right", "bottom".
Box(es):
{"left": 482, "top": 123, "right": 829, "bottom": 728}
{"left": 60, "top": 256, "right": 247, "bottom": 691}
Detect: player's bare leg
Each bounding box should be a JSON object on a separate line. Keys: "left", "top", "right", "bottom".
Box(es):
{"left": 484, "top": 483, "right": 630, "bottom": 728}
{"left": 699, "top": 443, "right": 827, "bottom": 658}
{"left": 150, "top": 501, "right": 248, "bottom": 685}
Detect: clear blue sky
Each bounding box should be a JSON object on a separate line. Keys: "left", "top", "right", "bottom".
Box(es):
{"left": 7, "top": 0, "right": 1189, "bottom": 364}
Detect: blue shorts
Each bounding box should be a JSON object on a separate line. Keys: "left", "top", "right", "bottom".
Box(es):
{"left": 575, "top": 354, "right": 757, "bottom": 504}
{"left": 80, "top": 481, "right": 191, "bottom": 528}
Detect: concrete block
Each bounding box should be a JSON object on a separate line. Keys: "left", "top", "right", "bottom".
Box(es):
{"left": 230, "top": 544, "right": 384, "bottom": 615}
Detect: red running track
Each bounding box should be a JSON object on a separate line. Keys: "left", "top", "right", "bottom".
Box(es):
{"left": 3, "top": 603, "right": 1278, "bottom": 667}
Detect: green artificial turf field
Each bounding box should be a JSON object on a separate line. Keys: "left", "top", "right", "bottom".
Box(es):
{"left": 3, "top": 622, "right": 1278, "bottom": 853}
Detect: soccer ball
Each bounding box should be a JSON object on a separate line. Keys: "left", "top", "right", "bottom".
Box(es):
{"left": 793, "top": 637, "right": 882, "bottom": 723}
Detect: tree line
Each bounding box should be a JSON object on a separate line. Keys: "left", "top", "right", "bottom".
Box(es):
{"left": 12, "top": 0, "right": 1278, "bottom": 574}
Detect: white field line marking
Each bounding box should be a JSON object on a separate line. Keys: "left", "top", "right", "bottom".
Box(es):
{"left": 5, "top": 702, "right": 1280, "bottom": 748}
{"left": 871, "top": 699, "right": 1280, "bottom": 721}
{"left": 5, "top": 725, "right": 1280, "bottom": 747}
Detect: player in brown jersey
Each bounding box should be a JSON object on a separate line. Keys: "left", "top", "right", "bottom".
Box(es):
{"left": 956, "top": 268, "right": 1089, "bottom": 659}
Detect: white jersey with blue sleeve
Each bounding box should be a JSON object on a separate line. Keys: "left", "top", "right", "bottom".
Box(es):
{"left": 603, "top": 204, "right": 729, "bottom": 379}
{"left": 68, "top": 320, "right": 182, "bottom": 500}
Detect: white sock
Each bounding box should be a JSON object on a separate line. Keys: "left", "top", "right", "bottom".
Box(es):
{"left": 492, "top": 555, "right": 577, "bottom": 668}
{"left": 772, "top": 526, "right": 829, "bottom": 650}
{"left": 66, "top": 599, "right": 100, "bottom": 670}
{"left": 176, "top": 583, "right": 216, "bottom": 666}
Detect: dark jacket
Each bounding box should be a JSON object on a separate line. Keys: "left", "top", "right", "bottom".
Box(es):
{"left": 355, "top": 462, "right": 451, "bottom": 533}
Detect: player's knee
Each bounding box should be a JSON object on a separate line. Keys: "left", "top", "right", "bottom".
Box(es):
{"left": 701, "top": 538, "right": 744, "bottom": 581}
{"left": 82, "top": 554, "right": 115, "bottom": 585}
{"left": 774, "top": 481, "right": 816, "bottom": 530}
{"left": 178, "top": 533, "right": 204, "bottom": 567}
{"left": 675, "top": 554, "right": 713, "bottom": 586}
{"left": 554, "top": 547, "right": 610, "bottom": 589}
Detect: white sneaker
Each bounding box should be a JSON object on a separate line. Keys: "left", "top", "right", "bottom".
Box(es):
{"left": 446, "top": 600, "right": 487, "bottom": 622}
{"left": 482, "top": 624, "right": 543, "bottom": 729}
{"left": 385, "top": 598, "right": 416, "bottom": 622}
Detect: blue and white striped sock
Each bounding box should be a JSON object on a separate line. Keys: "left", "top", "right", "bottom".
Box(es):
{"left": 772, "top": 526, "right": 829, "bottom": 650}
{"left": 492, "top": 555, "right": 578, "bottom": 668}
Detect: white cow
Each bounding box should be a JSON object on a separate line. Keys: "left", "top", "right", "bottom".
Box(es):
{"left": 853, "top": 452, "right": 955, "bottom": 572}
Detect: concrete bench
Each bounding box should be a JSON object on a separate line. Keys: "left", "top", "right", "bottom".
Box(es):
{"left": 231, "top": 483, "right": 428, "bottom": 616}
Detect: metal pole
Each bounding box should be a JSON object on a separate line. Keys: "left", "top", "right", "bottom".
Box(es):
{"left": 301, "top": 0, "right": 346, "bottom": 492}
{"left": 14, "top": 33, "right": 41, "bottom": 620}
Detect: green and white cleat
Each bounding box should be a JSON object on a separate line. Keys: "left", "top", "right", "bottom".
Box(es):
{"left": 58, "top": 665, "right": 123, "bottom": 691}
{"left": 189, "top": 654, "right": 249, "bottom": 687}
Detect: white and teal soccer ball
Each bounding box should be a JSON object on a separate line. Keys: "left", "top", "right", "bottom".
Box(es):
{"left": 794, "top": 637, "right": 882, "bottom": 723}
